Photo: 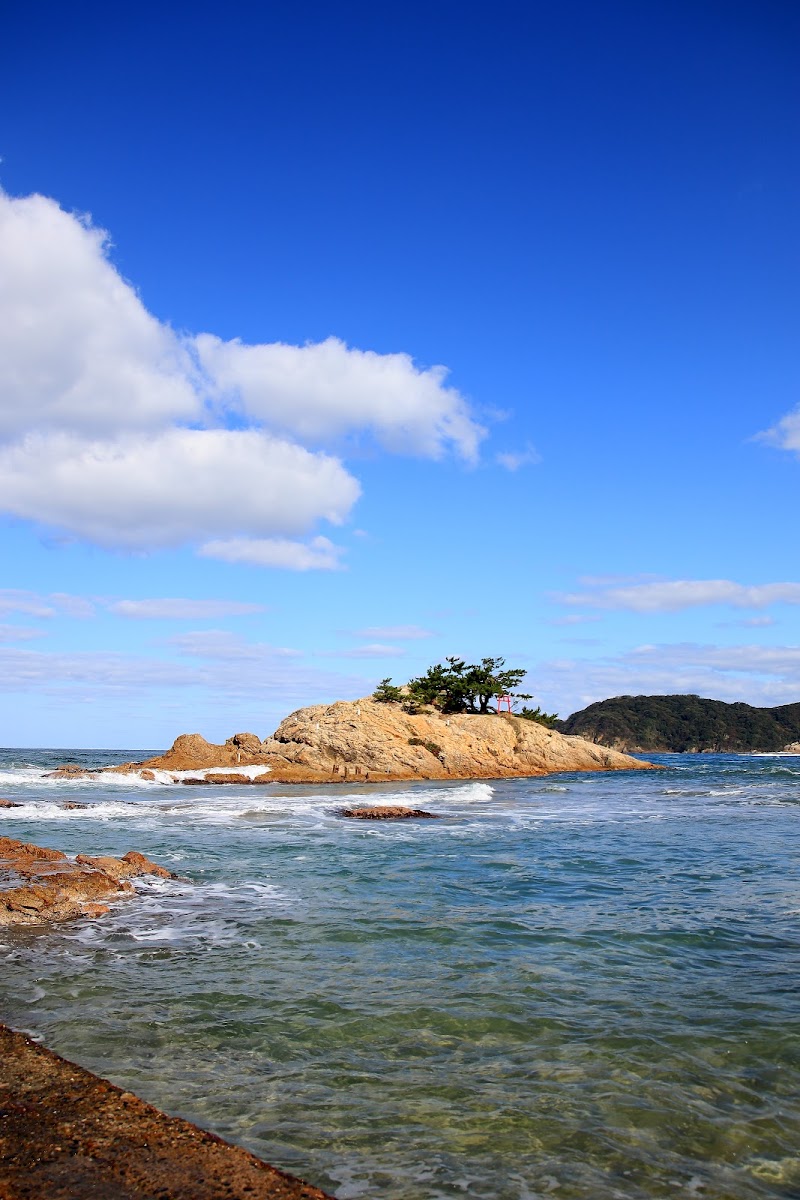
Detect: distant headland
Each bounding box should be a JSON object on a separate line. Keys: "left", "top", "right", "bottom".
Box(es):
{"left": 557, "top": 694, "right": 800, "bottom": 754}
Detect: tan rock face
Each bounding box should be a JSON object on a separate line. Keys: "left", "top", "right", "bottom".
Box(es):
{"left": 265, "top": 698, "right": 652, "bottom": 781}
{"left": 138, "top": 731, "right": 271, "bottom": 772}
{"left": 0, "top": 837, "right": 176, "bottom": 926}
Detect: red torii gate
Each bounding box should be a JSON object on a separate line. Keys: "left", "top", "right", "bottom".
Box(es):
{"left": 496, "top": 694, "right": 513, "bottom": 713}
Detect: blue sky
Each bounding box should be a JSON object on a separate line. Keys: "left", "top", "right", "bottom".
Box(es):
{"left": 1, "top": 0, "right": 799, "bottom": 747}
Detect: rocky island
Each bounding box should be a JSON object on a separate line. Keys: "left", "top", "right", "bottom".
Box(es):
{"left": 86, "top": 697, "right": 653, "bottom": 784}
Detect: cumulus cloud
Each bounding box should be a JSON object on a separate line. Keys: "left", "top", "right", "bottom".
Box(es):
{"left": 199, "top": 535, "right": 345, "bottom": 571}
{"left": 0, "top": 190, "right": 485, "bottom": 562}
{"left": 355, "top": 625, "right": 434, "bottom": 640}
{"left": 558, "top": 579, "right": 800, "bottom": 613}
{"left": 0, "top": 429, "right": 359, "bottom": 548}
{"left": 110, "top": 598, "right": 265, "bottom": 619}
{"left": 196, "top": 334, "right": 484, "bottom": 461}
{"left": 0, "top": 191, "right": 197, "bottom": 437}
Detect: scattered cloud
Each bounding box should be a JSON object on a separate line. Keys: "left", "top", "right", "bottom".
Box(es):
{"left": 167, "top": 630, "right": 301, "bottom": 660}
{"left": 758, "top": 406, "right": 800, "bottom": 456}
{"left": 718, "top": 615, "right": 776, "bottom": 629}
{"left": 199, "top": 535, "right": 345, "bottom": 571}
{"left": 548, "top": 614, "right": 601, "bottom": 626}
{"left": 317, "top": 643, "right": 406, "bottom": 659}
{"left": 0, "top": 190, "right": 486, "bottom": 562}
{"left": 535, "top": 641, "right": 800, "bottom": 718}
{"left": 0, "top": 589, "right": 95, "bottom": 618}
{"left": 354, "top": 624, "right": 434, "bottom": 640}
{"left": 495, "top": 443, "right": 541, "bottom": 471}
{"left": 557, "top": 578, "right": 800, "bottom": 613}
{"left": 110, "top": 598, "right": 265, "bottom": 620}
{"left": 0, "top": 643, "right": 367, "bottom": 709}
{"left": 0, "top": 624, "right": 46, "bottom": 642}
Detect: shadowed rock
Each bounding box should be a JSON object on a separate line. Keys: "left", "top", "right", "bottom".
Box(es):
{"left": 0, "top": 798, "right": 22, "bottom": 808}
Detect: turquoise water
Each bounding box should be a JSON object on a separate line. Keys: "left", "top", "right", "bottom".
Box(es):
{"left": 1, "top": 750, "right": 798, "bottom": 1199}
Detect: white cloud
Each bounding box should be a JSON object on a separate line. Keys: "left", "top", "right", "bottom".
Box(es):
{"left": 355, "top": 625, "right": 434, "bottom": 640}
{"left": 758, "top": 406, "right": 800, "bottom": 455}
{"left": 0, "top": 429, "right": 359, "bottom": 548}
{"left": 495, "top": 443, "right": 541, "bottom": 471}
{"left": 558, "top": 579, "right": 800, "bottom": 613}
{"left": 0, "top": 191, "right": 197, "bottom": 438}
{"left": 200, "top": 535, "right": 345, "bottom": 571}
{"left": 0, "top": 190, "right": 487, "bottom": 561}
{"left": 548, "top": 614, "right": 601, "bottom": 627}
{"left": 195, "top": 334, "right": 484, "bottom": 461}
{"left": 110, "top": 598, "right": 265, "bottom": 619}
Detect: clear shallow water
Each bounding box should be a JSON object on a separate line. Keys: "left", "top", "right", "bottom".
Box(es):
{"left": 1, "top": 750, "right": 799, "bottom": 1199}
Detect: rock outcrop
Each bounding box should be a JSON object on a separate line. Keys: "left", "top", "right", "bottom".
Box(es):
{"left": 133, "top": 699, "right": 651, "bottom": 783}
{"left": 0, "top": 1024, "right": 335, "bottom": 1199}
{"left": 0, "top": 837, "right": 175, "bottom": 926}
{"left": 340, "top": 806, "right": 440, "bottom": 819}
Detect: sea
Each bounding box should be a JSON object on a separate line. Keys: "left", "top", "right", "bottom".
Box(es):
{"left": 0, "top": 749, "right": 798, "bottom": 1200}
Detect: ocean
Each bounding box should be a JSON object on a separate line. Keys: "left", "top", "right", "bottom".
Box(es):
{"left": 1, "top": 750, "right": 798, "bottom": 1199}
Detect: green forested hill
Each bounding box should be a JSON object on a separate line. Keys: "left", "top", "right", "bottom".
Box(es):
{"left": 557, "top": 695, "right": 800, "bottom": 752}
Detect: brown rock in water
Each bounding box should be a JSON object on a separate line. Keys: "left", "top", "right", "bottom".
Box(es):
{"left": 0, "top": 837, "right": 176, "bottom": 926}
{"left": 0, "top": 798, "right": 22, "bottom": 808}
{"left": 204, "top": 772, "right": 254, "bottom": 784}
{"left": 42, "top": 763, "right": 96, "bottom": 780}
{"left": 61, "top": 801, "right": 88, "bottom": 810}
{"left": 340, "top": 806, "right": 441, "bottom": 820}
{"left": 0, "top": 1023, "right": 336, "bottom": 1200}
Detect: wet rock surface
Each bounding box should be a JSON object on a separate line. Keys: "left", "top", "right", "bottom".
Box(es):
{"left": 0, "top": 837, "right": 175, "bottom": 926}
{"left": 0, "top": 1023, "right": 336, "bottom": 1200}
{"left": 339, "top": 806, "right": 441, "bottom": 819}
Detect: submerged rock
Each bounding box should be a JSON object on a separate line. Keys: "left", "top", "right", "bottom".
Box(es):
{"left": 0, "top": 837, "right": 176, "bottom": 927}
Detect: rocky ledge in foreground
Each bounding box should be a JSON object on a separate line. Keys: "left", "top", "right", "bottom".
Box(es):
{"left": 0, "top": 836, "right": 175, "bottom": 926}
{"left": 120, "top": 698, "right": 652, "bottom": 783}
{"left": 0, "top": 1024, "right": 335, "bottom": 1200}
